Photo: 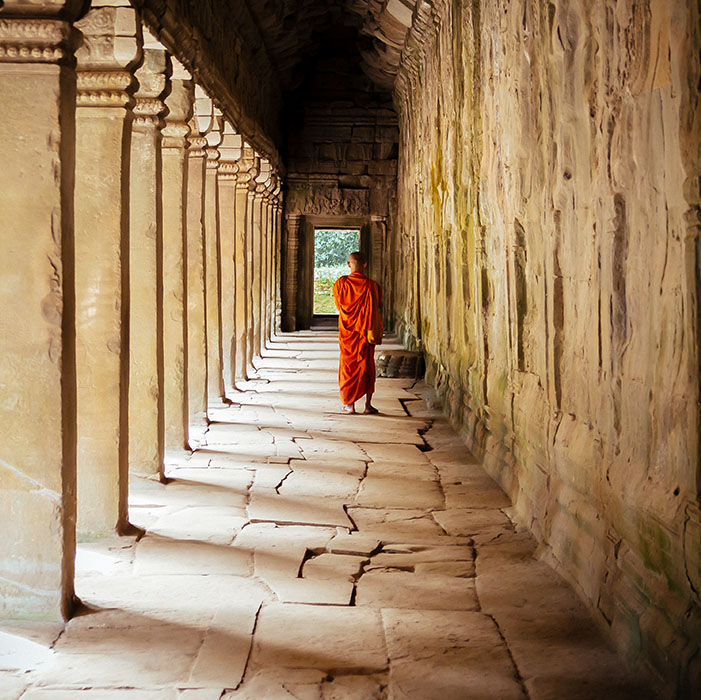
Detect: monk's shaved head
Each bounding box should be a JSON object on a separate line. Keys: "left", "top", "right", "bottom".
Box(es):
{"left": 348, "top": 251, "right": 367, "bottom": 272}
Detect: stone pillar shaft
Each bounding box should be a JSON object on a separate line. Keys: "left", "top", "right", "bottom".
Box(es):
{"left": 218, "top": 163, "right": 237, "bottom": 393}
{"left": 128, "top": 47, "right": 168, "bottom": 477}
{"left": 186, "top": 126, "right": 208, "bottom": 430}
{"left": 0, "top": 10, "right": 79, "bottom": 621}
{"left": 234, "top": 167, "right": 252, "bottom": 379}
{"left": 204, "top": 145, "right": 224, "bottom": 402}
{"left": 161, "top": 68, "right": 193, "bottom": 454}
{"left": 283, "top": 215, "right": 302, "bottom": 331}
{"left": 74, "top": 2, "right": 141, "bottom": 536}
{"left": 245, "top": 179, "right": 257, "bottom": 372}
{"left": 251, "top": 191, "right": 264, "bottom": 362}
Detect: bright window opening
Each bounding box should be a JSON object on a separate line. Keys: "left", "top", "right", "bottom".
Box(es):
{"left": 313, "top": 228, "right": 360, "bottom": 315}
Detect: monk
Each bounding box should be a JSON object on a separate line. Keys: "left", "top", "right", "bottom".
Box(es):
{"left": 332, "top": 251, "right": 383, "bottom": 414}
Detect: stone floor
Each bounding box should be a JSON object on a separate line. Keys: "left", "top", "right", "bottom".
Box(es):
{"left": 1, "top": 333, "right": 655, "bottom": 699}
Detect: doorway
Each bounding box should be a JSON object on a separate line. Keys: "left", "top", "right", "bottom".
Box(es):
{"left": 313, "top": 228, "right": 360, "bottom": 317}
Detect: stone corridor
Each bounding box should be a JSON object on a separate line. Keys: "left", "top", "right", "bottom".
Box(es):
{"left": 1, "top": 334, "right": 651, "bottom": 700}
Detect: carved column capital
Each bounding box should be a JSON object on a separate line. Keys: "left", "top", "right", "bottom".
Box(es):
{"left": 186, "top": 116, "right": 207, "bottom": 156}
{"left": 254, "top": 158, "right": 272, "bottom": 198}
{"left": 218, "top": 161, "right": 239, "bottom": 181}
{"left": 161, "top": 58, "right": 193, "bottom": 149}
{"left": 75, "top": 3, "right": 142, "bottom": 108}
{"left": 132, "top": 47, "right": 170, "bottom": 128}
{"left": 0, "top": 18, "right": 80, "bottom": 65}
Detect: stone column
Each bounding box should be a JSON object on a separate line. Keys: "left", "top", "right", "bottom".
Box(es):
{"left": 245, "top": 152, "right": 260, "bottom": 372}
{"left": 200, "top": 98, "right": 225, "bottom": 403}
{"left": 253, "top": 159, "right": 272, "bottom": 359}
{"left": 161, "top": 59, "right": 193, "bottom": 456}
{"left": 185, "top": 113, "right": 208, "bottom": 432}
{"left": 234, "top": 148, "right": 257, "bottom": 379}
{"left": 218, "top": 123, "right": 243, "bottom": 393}
{"left": 74, "top": 1, "right": 141, "bottom": 536}
{"left": 128, "top": 41, "right": 169, "bottom": 477}
{"left": 272, "top": 181, "right": 283, "bottom": 337}
{"left": 283, "top": 214, "right": 302, "bottom": 332}
{"left": 0, "top": 1, "right": 81, "bottom": 621}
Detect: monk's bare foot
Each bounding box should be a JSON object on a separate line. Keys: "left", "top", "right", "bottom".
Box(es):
{"left": 342, "top": 404, "right": 356, "bottom": 414}
{"left": 363, "top": 405, "right": 379, "bottom": 415}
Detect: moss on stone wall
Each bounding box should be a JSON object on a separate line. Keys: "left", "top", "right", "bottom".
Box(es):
{"left": 390, "top": 0, "right": 701, "bottom": 694}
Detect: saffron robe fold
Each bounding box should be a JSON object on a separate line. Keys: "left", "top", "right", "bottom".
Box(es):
{"left": 333, "top": 272, "right": 382, "bottom": 405}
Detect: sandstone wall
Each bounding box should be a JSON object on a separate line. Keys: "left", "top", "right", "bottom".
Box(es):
{"left": 390, "top": 0, "right": 700, "bottom": 693}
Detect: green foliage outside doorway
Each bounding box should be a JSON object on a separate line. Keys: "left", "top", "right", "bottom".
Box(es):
{"left": 313, "top": 228, "right": 359, "bottom": 314}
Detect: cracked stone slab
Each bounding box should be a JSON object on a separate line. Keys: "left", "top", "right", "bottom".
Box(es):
{"left": 327, "top": 532, "right": 381, "bottom": 556}
{"left": 356, "top": 570, "right": 478, "bottom": 610}
{"left": 249, "top": 604, "right": 388, "bottom": 674}
{"left": 276, "top": 467, "right": 363, "bottom": 500}
{"left": 443, "top": 479, "right": 511, "bottom": 510}
{"left": 321, "top": 674, "right": 388, "bottom": 700}
{"left": 224, "top": 668, "right": 326, "bottom": 699}
{"left": 357, "top": 443, "right": 433, "bottom": 464}
{"left": 0, "top": 674, "right": 28, "bottom": 700}
{"left": 188, "top": 599, "right": 261, "bottom": 688}
{"left": 347, "top": 508, "right": 445, "bottom": 539}
{"left": 365, "top": 544, "right": 475, "bottom": 577}
{"left": 432, "top": 508, "right": 514, "bottom": 537}
{"left": 381, "top": 609, "right": 526, "bottom": 700}
{"left": 75, "top": 537, "right": 136, "bottom": 578}
{"left": 475, "top": 537, "right": 652, "bottom": 699}
{"left": 33, "top": 611, "right": 203, "bottom": 688}
{"left": 146, "top": 505, "right": 248, "bottom": 544}
{"left": 355, "top": 470, "right": 444, "bottom": 510}
{"left": 74, "top": 575, "right": 269, "bottom": 628}
{"left": 292, "top": 436, "right": 370, "bottom": 462}
{"left": 0, "top": 622, "right": 62, "bottom": 673}
{"left": 247, "top": 489, "right": 354, "bottom": 529}
{"left": 134, "top": 536, "right": 252, "bottom": 576}
{"left": 266, "top": 576, "right": 355, "bottom": 605}
{"left": 20, "top": 691, "right": 178, "bottom": 700}
{"left": 302, "top": 552, "right": 366, "bottom": 581}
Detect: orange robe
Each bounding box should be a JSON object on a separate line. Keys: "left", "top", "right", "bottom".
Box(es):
{"left": 332, "top": 272, "right": 382, "bottom": 405}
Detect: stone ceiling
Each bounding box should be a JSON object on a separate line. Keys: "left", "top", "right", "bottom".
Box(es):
{"left": 245, "top": 0, "right": 418, "bottom": 93}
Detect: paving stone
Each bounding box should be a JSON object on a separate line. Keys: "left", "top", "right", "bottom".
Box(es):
{"left": 326, "top": 532, "right": 381, "bottom": 556}
{"left": 178, "top": 691, "right": 225, "bottom": 700}
{"left": 188, "top": 598, "right": 261, "bottom": 688}
{"left": 475, "top": 539, "right": 652, "bottom": 699}
{"left": 134, "top": 536, "right": 252, "bottom": 576}
{"left": 267, "top": 576, "right": 354, "bottom": 605}
{"left": 321, "top": 674, "right": 388, "bottom": 700}
{"left": 0, "top": 674, "right": 28, "bottom": 700}
{"left": 277, "top": 467, "right": 362, "bottom": 500}
{"left": 347, "top": 507, "right": 445, "bottom": 539}
{"left": 365, "top": 544, "right": 475, "bottom": 577}
{"left": 75, "top": 538, "right": 136, "bottom": 577}
{"left": 0, "top": 622, "right": 63, "bottom": 673}
{"left": 78, "top": 573, "right": 258, "bottom": 614}
{"left": 443, "top": 479, "right": 511, "bottom": 510}
{"left": 432, "top": 508, "right": 513, "bottom": 537}
{"left": 146, "top": 505, "right": 247, "bottom": 544}
{"left": 247, "top": 488, "right": 353, "bottom": 528}
{"left": 381, "top": 609, "right": 526, "bottom": 700}
{"left": 356, "top": 570, "right": 478, "bottom": 610}
{"left": 33, "top": 611, "right": 203, "bottom": 687}
{"left": 21, "top": 691, "right": 177, "bottom": 700}
{"left": 302, "top": 552, "right": 366, "bottom": 581}
{"left": 355, "top": 469, "right": 444, "bottom": 510}
{"left": 225, "top": 668, "right": 326, "bottom": 699}
{"left": 249, "top": 604, "right": 388, "bottom": 674}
